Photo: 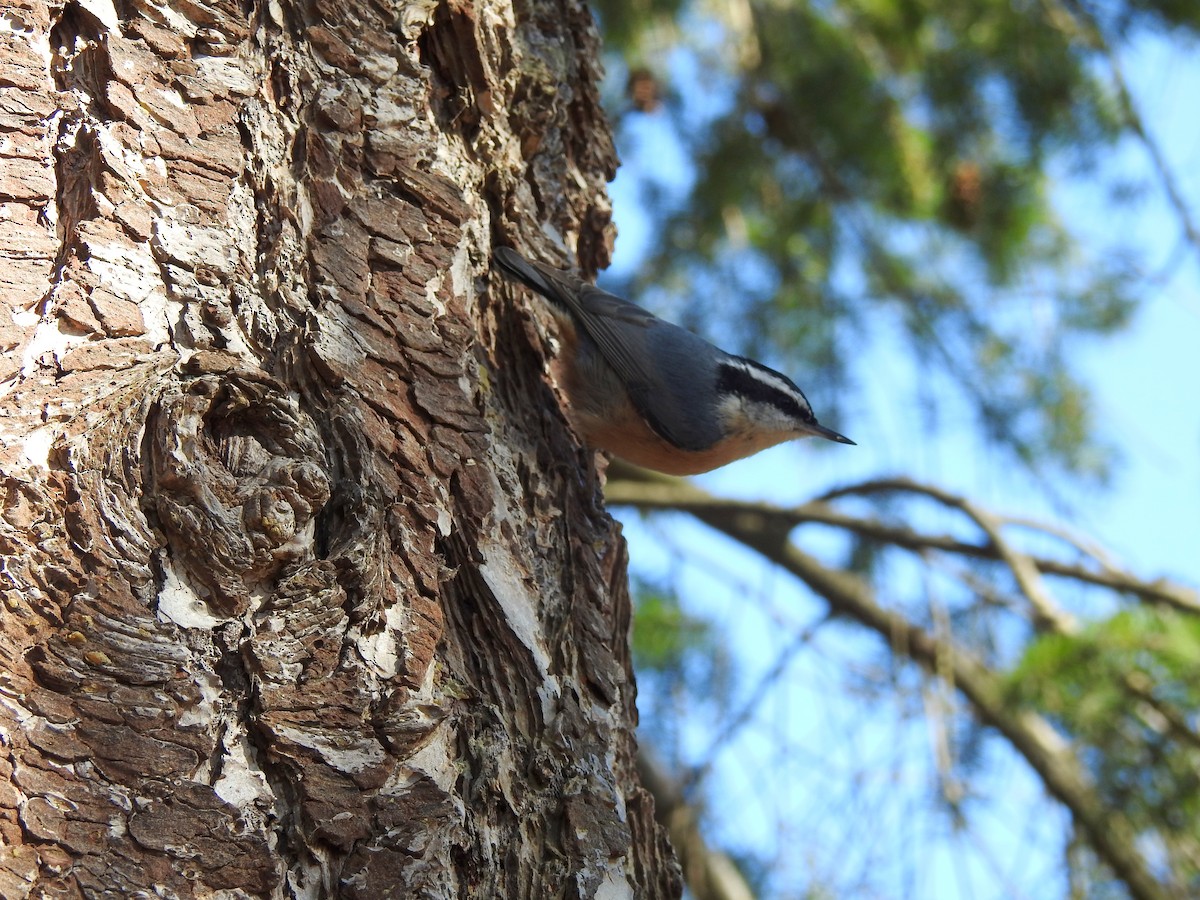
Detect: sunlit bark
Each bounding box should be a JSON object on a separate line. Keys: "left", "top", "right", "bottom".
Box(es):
{"left": 0, "top": 0, "right": 678, "bottom": 895}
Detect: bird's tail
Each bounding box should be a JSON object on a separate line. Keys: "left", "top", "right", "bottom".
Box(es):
{"left": 492, "top": 247, "right": 583, "bottom": 310}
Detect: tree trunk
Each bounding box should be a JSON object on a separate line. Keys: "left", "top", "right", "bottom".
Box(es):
{"left": 0, "top": 0, "right": 679, "bottom": 896}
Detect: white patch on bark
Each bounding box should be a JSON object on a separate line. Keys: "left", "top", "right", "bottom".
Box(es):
{"left": 0, "top": 692, "right": 32, "bottom": 739}
{"left": 271, "top": 724, "right": 387, "bottom": 775}
{"left": 378, "top": 664, "right": 462, "bottom": 798}
{"left": 19, "top": 427, "right": 55, "bottom": 470}
{"left": 353, "top": 598, "right": 405, "bottom": 678}
{"left": 285, "top": 863, "right": 325, "bottom": 900}
{"left": 369, "top": 91, "right": 420, "bottom": 130}
{"left": 154, "top": 219, "right": 239, "bottom": 275}
{"left": 18, "top": 315, "right": 87, "bottom": 376}
{"left": 131, "top": 0, "right": 198, "bottom": 37}
{"left": 86, "top": 241, "right": 173, "bottom": 348}
{"left": 409, "top": 739, "right": 459, "bottom": 799}
{"left": 157, "top": 555, "right": 225, "bottom": 628}
{"left": 398, "top": 0, "right": 441, "bottom": 37}
{"left": 0, "top": 8, "right": 45, "bottom": 62}
{"left": 95, "top": 121, "right": 151, "bottom": 183}
{"left": 76, "top": 0, "right": 119, "bottom": 29}
{"left": 436, "top": 504, "right": 452, "bottom": 536}
{"left": 477, "top": 540, "right": 556, "bottom": 696}
{"left": 425, "top": 274, "right": 447, "bottom": 316}
{"left": 593, "top": 868, "right": 635, "bottom": 900}
{"left": 158, "top": 87, "right": 189, "bottom": 110}
{"left": 213, "top": 727, "right": 274, "bottom": 809}
{"left": 310, "top": 302, "right": 368, "bottom": 373}
{"left": 177, "top": 668, "right": 221, "bottom": 728}
{"left": 193, "top": 57, "right": 259, "bottom": 98}
{"left": 381, "top": 726, "right": 461, "bottom": 801}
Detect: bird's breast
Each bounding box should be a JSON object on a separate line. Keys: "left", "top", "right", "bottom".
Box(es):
{"left": 577, "top": 408, "right": 793, "bottom": 476}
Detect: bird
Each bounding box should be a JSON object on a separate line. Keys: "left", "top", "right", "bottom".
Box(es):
{"left": 493, "top": 246, "right": 854, "bottom": 476}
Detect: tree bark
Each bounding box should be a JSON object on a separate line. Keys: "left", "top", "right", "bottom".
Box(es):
{"left": 0, "top": 0, "right": 679, "bottom": 896}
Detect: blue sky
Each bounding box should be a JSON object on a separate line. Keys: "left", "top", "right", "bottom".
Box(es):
{"left": 602, "top": 24, "right": 1200, "bottom": 900}
{"left": 1066, "top": 32, "right": 1200, "bottom": 584}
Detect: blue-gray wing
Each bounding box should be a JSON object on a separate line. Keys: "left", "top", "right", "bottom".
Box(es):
{"left": 494, "top": 248, "right": 722, "bottom": 451}
{"left": 573, "top": 285, "right": 725, "bottom": 452}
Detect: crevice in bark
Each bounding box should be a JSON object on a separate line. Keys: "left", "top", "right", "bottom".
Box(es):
{"left": 418, "top": 1, "right": 489, "bottom": 142}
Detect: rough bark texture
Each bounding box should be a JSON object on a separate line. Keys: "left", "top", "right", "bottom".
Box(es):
{"left": 0, "top": 0, "right": 679, "bottom": 896}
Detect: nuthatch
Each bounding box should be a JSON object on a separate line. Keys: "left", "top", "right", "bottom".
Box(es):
{"left": 494, "top": 247, "right": 854, "bottom": 476}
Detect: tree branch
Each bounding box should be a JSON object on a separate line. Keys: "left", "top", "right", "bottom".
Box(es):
{"left": 606, "top": 464, "right": 1184, "bottom": 900}
{"left": 605, "top": 469, "right": 1199, "bottom": 614}
{"left": 638, "top": 751, "right": 759, "bottom": 900}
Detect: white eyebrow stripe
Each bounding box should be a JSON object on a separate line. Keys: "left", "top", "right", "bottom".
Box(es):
{"left": 721, "top": 358, "right": 812, "bottom": 408}
{"left": 715, "top": 357, "right": 819, "bottom": 432}
{"left": 725, "top": 358, "right": 794, "bottom": 393}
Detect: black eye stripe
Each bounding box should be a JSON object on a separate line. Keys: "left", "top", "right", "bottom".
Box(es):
{"left": 717, "top": 359, "right": 814, "bottom": 422}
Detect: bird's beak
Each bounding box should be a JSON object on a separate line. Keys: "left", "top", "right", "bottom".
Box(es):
{"left": 804, "top": 422, "right": 856, "bottom": 445}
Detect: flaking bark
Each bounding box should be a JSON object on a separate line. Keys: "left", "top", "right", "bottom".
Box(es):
{"left": 0, "top": 0, "right": 678, "bottom": 896}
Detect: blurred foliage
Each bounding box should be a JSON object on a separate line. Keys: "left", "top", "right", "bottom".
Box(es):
{"left": 1009, "top": 608, "right": 1200, "bottom": 889}
{"left": 629, "top": 578, "right": 737, "bottom": 759}
{"left": 631, "top": 578, "right": 716, "bottom": 671}
{"left": 588, "top": 0, "right": 1200, "bottom": 479}
{"left": 594, "top": 0, "right": 1200, "bottom": 894}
